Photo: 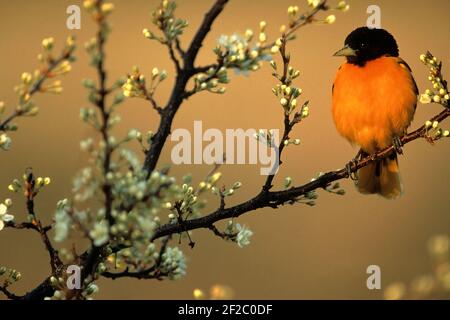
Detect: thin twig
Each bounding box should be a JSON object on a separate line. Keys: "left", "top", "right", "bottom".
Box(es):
{"left": 175, "top": 38, "right": 185, "bottom": 57}
{"left": 208, "top": 224, "right": 237, "bottom": 241}
{"left": 0, "top": 49, "right": 74, "bottom": 131}
{"left": 0, "top": 285, "right": 22, "bottom": 300}
{"left": 167, "top": 42, "right": 182, "bottom": 72}
{"left": 262, "top": 35, "right": 295, "bottom": 193}
{"left": 4, "top": 219, "right": 59, "bottom": 273}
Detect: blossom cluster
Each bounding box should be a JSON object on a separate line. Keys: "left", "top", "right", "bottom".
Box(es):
{"left": 122, "top": 66, "right": 167, "bottom": 99}
{"left": 419, "top": 52, "right": 449, "bottom": 107}
{"left": 143, "top": 0, "right": 188, "bottom": 44}
{"left": 0, "top": 36, "right": 76, "bottom": 151}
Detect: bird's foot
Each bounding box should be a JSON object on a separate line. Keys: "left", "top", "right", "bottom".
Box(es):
{"left": 392, "top": 136, "right": 403, "bottom": 155}
{"left": 345, "top": 159, "right": 358, "bottom": 181}
{"left": 345, "top": 149, "right": 364, "bottom": 181}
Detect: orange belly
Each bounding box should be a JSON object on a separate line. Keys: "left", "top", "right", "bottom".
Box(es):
{"left": 332, "top": 57, "right": 417, "bottom": 153}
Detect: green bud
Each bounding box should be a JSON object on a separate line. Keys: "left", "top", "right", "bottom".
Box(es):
{"left": 82, "top": 79, "right": 96, "bottom": 89}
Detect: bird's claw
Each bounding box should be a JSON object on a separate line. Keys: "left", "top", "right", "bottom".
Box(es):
{"left": 345, "top": 159, "right": 358, "bottom": 181}
{"left": 392, "top": 136, "right": 403, "bottom": 155}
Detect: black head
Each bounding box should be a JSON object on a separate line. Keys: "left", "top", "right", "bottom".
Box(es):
{"left": 334, "top": 27, "right": 399, "bottom": 66}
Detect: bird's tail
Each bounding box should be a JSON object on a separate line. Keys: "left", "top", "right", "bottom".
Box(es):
{"left": 356, "top": 153, "right": 403, "bottom": 199}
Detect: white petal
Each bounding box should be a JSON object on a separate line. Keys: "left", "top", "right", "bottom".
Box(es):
{"left": 0, "top": 220, "right": 4, "bottom": 231}
{"left": 420, "top": 94, "right": 431, "bottom": 104}
{"left": 2, "top": 214, "right": 14, "bottom": 222}
{"left": 0, "top": 203, "right": 7, "bottom": 215}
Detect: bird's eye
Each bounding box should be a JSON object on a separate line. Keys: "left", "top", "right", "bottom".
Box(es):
{"left": 360, "top": 42, "right": 366, "bottom": 48}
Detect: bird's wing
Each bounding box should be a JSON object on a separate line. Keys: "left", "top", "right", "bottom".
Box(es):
{"left": 332, "top": 65, "right": 343, "bottom": 94}
{"left": 396, "top": 57, "right": 419, "bottom": 96}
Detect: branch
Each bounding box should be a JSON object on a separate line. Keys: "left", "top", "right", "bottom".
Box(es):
{"left": 26, "top": 194, "right": 62, "bottom": 273}
{"left": 183, "top": 0, "right": 229, "bottom": 72}
{"left": 5, "top": 172, "right": 62, "bottom": 274}
{"left": 143, "top": 0, "right": 229, "bottom": 175}
{"left": 285, "top": 0, "right": 328, "bottom": 40}
{"left": 103, "top": 236, "right": 171, "bottom": 280}
{"left": 151, "top": 108, "right": 450, "bottom": 241}
{"left": 146, "top": 93, "right": 163, "bottom": 114}
{"left": 262, "top": 35, "right": 296, "bottom": 192}
{"left": 175, "top": 38, "right": 185, "bottom": 58}
{"left": 142, "top": 0, "right": 331, "bottom": 175}
{"left": 208, "top": 224, "right": 237, "bottom": 241}
{"left": 102, "top": 267, "right": 162, "bottom": 280}
{"left": 167, "top": 42, "right": 182, "bottom": 72}
{"left": 5, "top": 220, "right": 56, "bottom": 270}
{"left": 0, "top": 48, "right": 74, "bottom": 132}
{"left": 73, "top": 0, "right": 115, "bottom": 296}
{"left": 2, "top": 216, "right": 57, "bottom": 300}
{"left": 0, "top": 285, "right": 21, "bottom": 300}
{"left": 5, "top": 221, "right": 50, "bottom": 233}
{"left": 20, "top": 278, "right": 53, "bottom": 300}
{"left": 95, "top": 4, "right": 114, "bottom": 227}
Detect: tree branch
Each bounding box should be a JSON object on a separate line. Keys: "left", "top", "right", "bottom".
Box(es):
{"left": 0, "top": 48, "right": 74, "bottom": 132}
{"left": 26, "top": 193, "right": 62, "bottom": 273}
{"left": 102, "top": 236, "right": 171, "bottom": 280}
{"left": 102, "top": 267, "right": 163, "bottom": 280}
{"left": 262, "top": 35, "right": 296, "bottom": 192}
{"left": 9, "top": 221, "right": 57, "bottom": 270}
{"left": 95, "top": 5, "right": 114, "bottom": 227}
{"left": 167, "top": 42, "right": 182, "bottom": 72}
{"left": 74, "top": 0, "right": 115, "bottom": 297}
{"left": 151, "top": 108, "right": 450, "bottom": 241}
{"left": 175, "top": 38, "right": 185, "bottom": 58}
{"left": 0, "top": 285, "right": 21, "bottom": 300}
{"left": 208, "top": 224, "right": 237, "bottom": 241}
{"left": 142, "top": 0, "right": 229, "bottom": 175}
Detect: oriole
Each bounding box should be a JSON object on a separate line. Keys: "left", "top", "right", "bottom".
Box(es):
{"left": 332, "top": 27, "right": 418, "bottom": 199}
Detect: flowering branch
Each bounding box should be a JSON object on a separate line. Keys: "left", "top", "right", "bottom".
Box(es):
{"left": 262, "top": 34, "right": 304, "bottom": 193}
{"left": 0, "top": 37, "right": 75, "bottom": 150}
{"left": 102, "top": 236, "right": 171, "bottom": 280}
{"left": 1, "top": 171, "right": 58, "bottom": 299}
{"left": 74, "top": 0, "right": 120, "bottom": 299}
{"left": 142, "top": 0, "right": 230, "bottom": 174}
{"left": 141, "top": 0, "right": 342, "bottom": 174}
{"left": 151, "top": 108, "right": 450, "bottom": 241}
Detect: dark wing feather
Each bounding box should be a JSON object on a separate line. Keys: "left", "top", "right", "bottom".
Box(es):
{"left": 397, "top": 58, "right": 419, "bottom": 96}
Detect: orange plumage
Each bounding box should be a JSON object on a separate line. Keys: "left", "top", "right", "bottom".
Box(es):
{"left": 332, "top": 27, "right": 418, "bottom": 199}
{"left": 333, "top": 57, "right": 417, "bottom": 153}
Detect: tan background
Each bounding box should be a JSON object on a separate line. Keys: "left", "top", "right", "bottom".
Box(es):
{"left": 0, "top": 0, "right": 449, "bottom": 299}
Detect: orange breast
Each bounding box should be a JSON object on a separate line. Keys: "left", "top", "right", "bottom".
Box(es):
{"left": 332, "top": 56, "right": 417, "bottom": 153}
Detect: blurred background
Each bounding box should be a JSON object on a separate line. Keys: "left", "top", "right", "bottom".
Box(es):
{"left": 0, "top": 0, "right": 449, "bottom": 299}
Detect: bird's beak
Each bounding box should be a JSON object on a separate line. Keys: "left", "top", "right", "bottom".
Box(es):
{"left": 333, "top": 45, "right": 357, "bottom": 57}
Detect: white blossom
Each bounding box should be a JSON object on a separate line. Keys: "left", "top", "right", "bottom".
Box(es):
{"left": 0, "top": 203, "right": 14, "bottom": 231}
{"left": 90, "top": 220, "right": 109, "bottom": 246}
{"left": 54, "top": 199, "right": 71, "bottom": 242}
{"left": 236, "top": 224, "right": 253, "bottom": 248}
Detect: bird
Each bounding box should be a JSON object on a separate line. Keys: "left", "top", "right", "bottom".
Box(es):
{"left": 332, "top": 27, "right": 418, "bottom": 199}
